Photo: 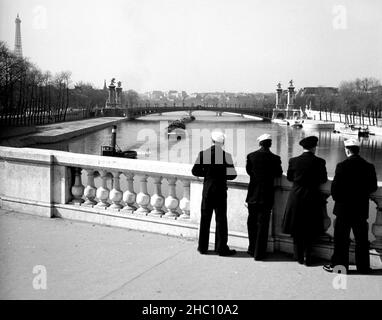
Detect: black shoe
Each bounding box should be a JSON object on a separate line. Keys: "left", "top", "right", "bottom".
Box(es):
{"left": 323, "top": 264, "right": 334, "bottom": 273}
{"left": 219, "top": 249, "right": 236, "bottom": 256}
{"left": 197, "top": 248, "right": 207, "bottom": 255}
{"left": 358, "top": 268, "right": 372, "bottom": 274}
{"left": 247, "top": 250, "right": 254, "bottom": 257}
{"left": 254, "top": 256, "right": 265, "bottom": 261}
{"left": 323, "top": 264, "right": 349, "bottom": 273}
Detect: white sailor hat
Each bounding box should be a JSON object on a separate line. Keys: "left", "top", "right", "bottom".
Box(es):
{"left": 211, "top": 130, "right": 226, "bottom": 143}
{"left": 257, "top": 133, "right": 272, "bottom": 142}
{"left": 344, "top": 138, "right": 360, "bottom": 147}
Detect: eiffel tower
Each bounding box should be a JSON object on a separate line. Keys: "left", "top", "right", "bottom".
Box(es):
{"left": 14, "top": 14, "right": 23, "bottom": 58}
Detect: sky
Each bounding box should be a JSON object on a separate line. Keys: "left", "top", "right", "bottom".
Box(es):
{"left": 0, "top": 0, "right": 381, "bottom": 93}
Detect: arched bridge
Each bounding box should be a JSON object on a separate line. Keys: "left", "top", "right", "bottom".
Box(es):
{"left": 125, "top": 104, "right": 273, "bottom": 121}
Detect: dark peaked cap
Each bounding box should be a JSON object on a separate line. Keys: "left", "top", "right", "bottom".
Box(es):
{"left": 299, "top": 136, "right": 318, "bottom": 149}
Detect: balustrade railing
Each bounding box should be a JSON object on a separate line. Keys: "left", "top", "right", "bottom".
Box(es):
{"left": 0, "top": 146, "right": 381, "bottom": 256}
{"left": 68, "top": 165, "right": 189, "bottom": 219}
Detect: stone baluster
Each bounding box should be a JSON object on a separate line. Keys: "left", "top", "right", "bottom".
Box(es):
{"left": 71, "top": 167, "right": 84, "bottom": 204}
{"left": 83, "top": 169, "right": 97, "bottom": 206}
{"left": 122, "top": 172, "right": 136, "bottom": 213}
{"left": 371, "top": 191, "right": 382, "bottom": 252}
{"left": 321, "top": 193, "right": 331, "bottom": 232}
{"left": 179, "top": 180, "right": 190, "bottom": 219}
{"left": 109, "top": 171, "right": 123, "bottom": 210}
{"left": 164, "top": 177, "right": 179, "bottom": 218}
{"left": 136, "top": 175, "right": 150, "bottom": 215}
{"left": 149, "top": 176, "right": 165, "bottom": 217}
{"left": 95, "top": 170, "right": 110, "bottom": 208}
{"left": 319, "top": 182, "right": 332, "bottom": 239}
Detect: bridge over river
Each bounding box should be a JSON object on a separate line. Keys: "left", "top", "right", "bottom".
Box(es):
{"left": 101, "top": 104, "right": 274, "bottom": 121}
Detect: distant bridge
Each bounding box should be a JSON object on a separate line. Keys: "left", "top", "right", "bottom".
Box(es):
{"left": 123, "top": 104, "right": 274, "bottom": 121}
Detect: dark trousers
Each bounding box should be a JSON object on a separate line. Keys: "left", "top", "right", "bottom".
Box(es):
{"left": 198, "top": 195, "right": 228, "bottom": 253}
{"left": 247, "top": 203, "right": 271, "bottom": 259}
{"left": 293, "top": 233, "right": 313, "bottom": 264}
{"left": 331, "top": 215, "right": 370, "bottom": 271}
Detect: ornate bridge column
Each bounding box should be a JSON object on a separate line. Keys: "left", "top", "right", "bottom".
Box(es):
{"left": 275, "top": 82, "right": 283, "bottom": 109}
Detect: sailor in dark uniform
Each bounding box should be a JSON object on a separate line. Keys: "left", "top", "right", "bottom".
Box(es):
{"left": 245, "top": 134, "right": 283, "bottom": 260}
{"left": 324, "top": 139, "right": 378, "bottom": 274}
{"left": 192, "top": 130, "right": 237, "bottom": 256}
{"left": 282, "top": 136, "right": 328, "bottom": 265}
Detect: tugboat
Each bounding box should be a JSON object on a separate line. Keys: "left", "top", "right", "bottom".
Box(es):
{"left": 101, "top": 125, "right": 137, "bottom": 159}
{"left": 180, "top": 115, "right": 195, "bottom": 124}
{"left": 166, "top": 115, "right": 194, "bottom": 141}
{"left": 167, "top": 119, "right": 186, "bottom": 131}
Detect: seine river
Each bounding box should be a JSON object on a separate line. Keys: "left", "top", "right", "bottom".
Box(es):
{"left": 36, "top": 111, "right": 382, "bottom": 180}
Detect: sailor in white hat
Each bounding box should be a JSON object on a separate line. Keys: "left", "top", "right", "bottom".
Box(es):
{"left": 245, "top": 133, "right": 283, "bottom": 260}
{"left": 211, "top": 130, "right": 226, "bottom": 145}
{"left": 257, "top": 133, "right": 272, "bottom": 143}
{"left": 323, "top": 137, "right": 377, "bottom": 274}
{"left": 344, "top": 138, "right": 360, "bottom": 147}
{"left": 191, "top": 129, "right": 237, "bottom": 256}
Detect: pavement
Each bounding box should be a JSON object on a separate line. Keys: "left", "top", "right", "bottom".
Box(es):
{"left": 0, "top": 117, "right": 125, "bottom": 147}
{"left": 0, "top": 209, "right": 381, "bottom": 300}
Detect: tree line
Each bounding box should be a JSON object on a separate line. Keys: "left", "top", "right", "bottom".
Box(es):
{"left": 0, "top": 41, "right": 107, "bottom": 126}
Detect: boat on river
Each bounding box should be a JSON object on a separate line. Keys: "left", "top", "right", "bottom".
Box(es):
{"left": 101, "top": 146, "right": 138, "bottom": 159}
{"left": 333, "top": 124, "right": 370, "bottom": 137}
{"left": 272, "top": 118, "right": 302, "bottom": 128}
{"left": 101, "top": 125, "right": 137, "bottom": 159}
{"left": 166, "top": 115, "right": 194, "bottom": 140}
{"left": 302, "top": 119, "right": 335, "bottom": 130}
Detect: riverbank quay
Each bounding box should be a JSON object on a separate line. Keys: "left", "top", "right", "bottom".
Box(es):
{"left": 1, "top": 209, "right": 381, "bottom": 300}
{"left": 0, "top": 117, "right": 126, "bottom": 147}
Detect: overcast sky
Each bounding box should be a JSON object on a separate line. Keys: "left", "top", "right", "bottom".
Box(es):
{"left": 1, "top": 0, "right": 381, "bottom": 93}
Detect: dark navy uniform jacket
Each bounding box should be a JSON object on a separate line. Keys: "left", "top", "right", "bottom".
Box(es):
{"left": 245, "top": 147, "right": 283, "bottom": 208}
{"left": 331, "top": 154, "right": 377, "bottom": 220}
{"left": 191, "top": 145, "right": 237, "bottom": 202}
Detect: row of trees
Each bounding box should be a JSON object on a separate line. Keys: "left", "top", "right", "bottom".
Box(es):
{"left": 0, "top": 41, "right": 108, "bottom": 126}
{"left": 295, "top": 78, "right": 382, "bottom": 114}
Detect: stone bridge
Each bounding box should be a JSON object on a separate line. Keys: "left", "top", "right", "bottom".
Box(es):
{"left": 103, "top": 104, "right": 274, "bottom": 120}
{"left": 0, "top": 146, "right": 381, "bottom": 266}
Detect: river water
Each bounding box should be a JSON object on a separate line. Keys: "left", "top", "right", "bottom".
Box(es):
{"left": 35, "top": 111, "right": 382, "bottom": 179}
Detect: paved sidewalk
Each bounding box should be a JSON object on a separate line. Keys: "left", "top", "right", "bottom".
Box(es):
{"left": 0, "top": 209, "right": 381, "bottom": 300}
{"left": 0, "top": 117, "right": 125, "bottom": 147}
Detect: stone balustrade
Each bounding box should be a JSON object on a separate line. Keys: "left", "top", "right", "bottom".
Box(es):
{"left": 0, "top": 146, "right": 381, "bottom": 262}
